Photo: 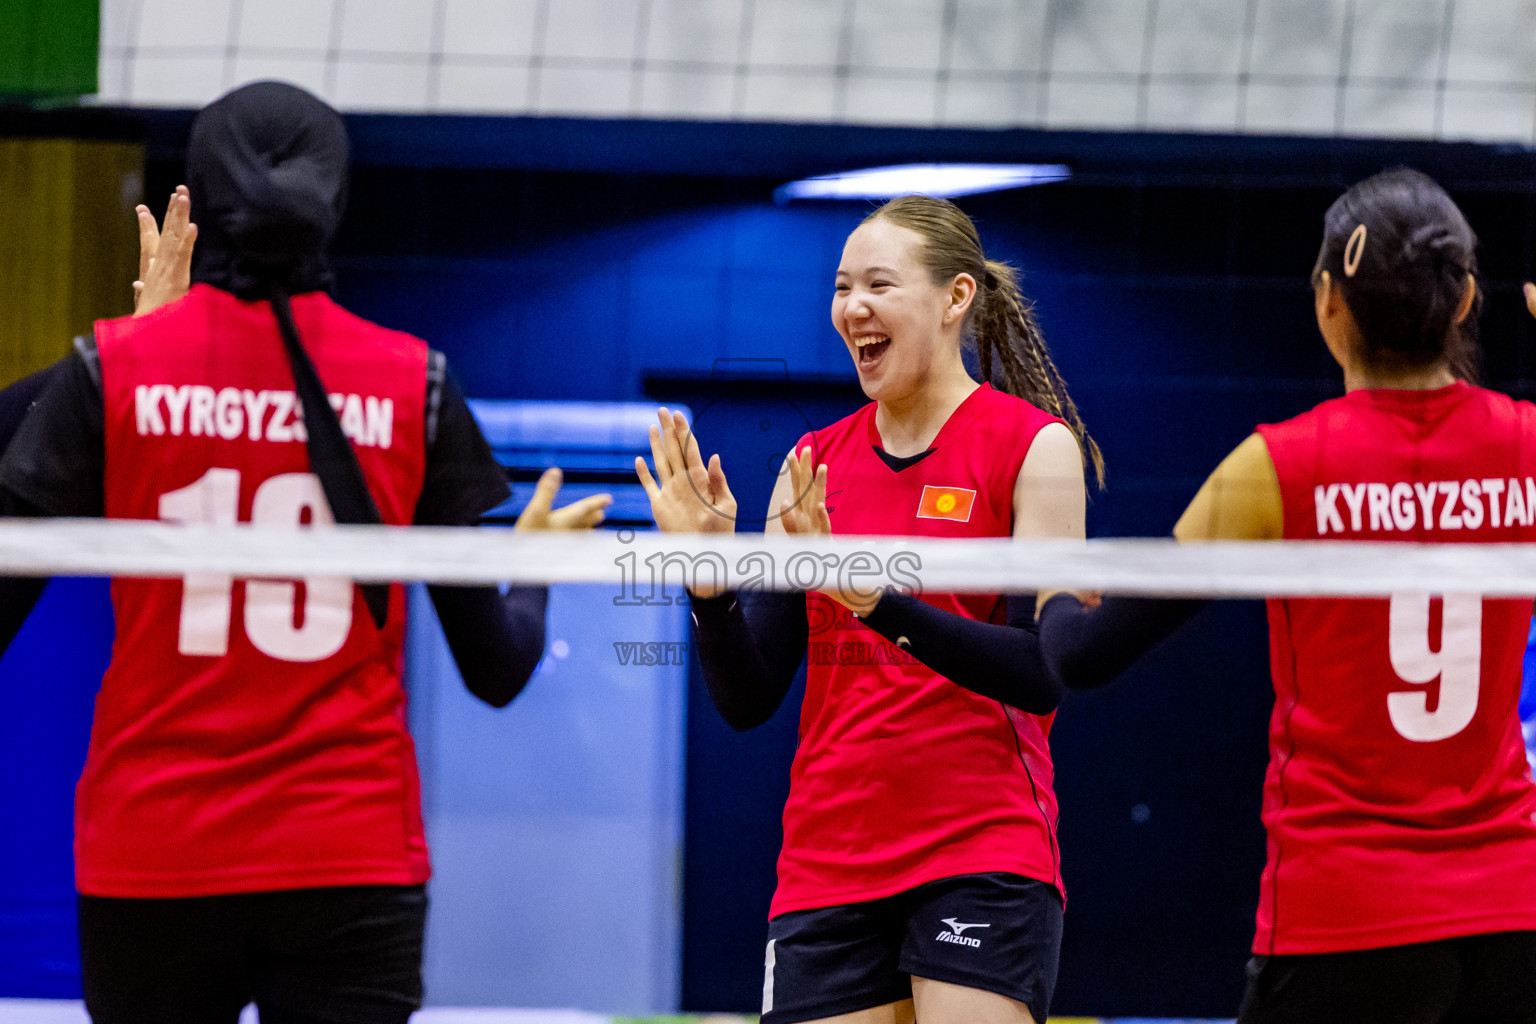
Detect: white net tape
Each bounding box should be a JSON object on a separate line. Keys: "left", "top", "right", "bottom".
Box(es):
{"left": 0, "top": 519, "right": 1532, "bottom": 597}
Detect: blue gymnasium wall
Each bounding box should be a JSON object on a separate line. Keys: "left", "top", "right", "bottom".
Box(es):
{"left": 0, "top": 579, "right": 112, "bottom": 997}
{"left": 3, "top": 114, "right": 1532, "bottom": 1013}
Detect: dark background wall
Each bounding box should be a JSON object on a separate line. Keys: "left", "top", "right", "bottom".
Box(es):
{"left": 8, "top": 111, "right": 1534, "bottom": 1014}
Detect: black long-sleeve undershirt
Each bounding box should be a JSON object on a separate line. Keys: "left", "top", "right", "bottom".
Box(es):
{"left": 426, "top": 584, "right": 547, "bottom": 708}
{"left": 689, "top": 589, "right": 808, "bottom": 731}
{"left": 690, "top": 587, "right": 1066, "bottom": 729}
{"left": 1037, "top": 592, "right": 1208, "bottom": 691}
{"left": 861, "top": 591, "right": 1062, "bottom": 714}
{"left": 0, "top": 362, "right": 78, "bottom": 656}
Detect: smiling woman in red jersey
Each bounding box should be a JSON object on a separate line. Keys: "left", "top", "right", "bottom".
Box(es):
{"left": 639, "top": 196, "right": 1100, "bottom": 1024}
{"left": 1041, "top": 170, "right": 1536, "bottom": 1024}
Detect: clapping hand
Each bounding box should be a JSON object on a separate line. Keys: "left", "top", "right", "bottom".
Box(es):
{"left": 636, "top": 408, "right": 736, "bottom": 598}
{"left": 133, "top": 186, "right": 197, "bottom": 317}
{"left": 778, "top": 446, "right": 881, "bottom": 616}
{"left": 777, "top": 445, "right": 831, "bottom": 537}
{"left": 635, "top": 408, "right": 737, "bottom": 535}
{"left": 514, "top": 467, "right": 611, "bottom": 531}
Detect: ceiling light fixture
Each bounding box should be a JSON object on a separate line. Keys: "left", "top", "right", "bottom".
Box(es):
{"left": 774, "top": 163, "right": 1071, "bottom": 202}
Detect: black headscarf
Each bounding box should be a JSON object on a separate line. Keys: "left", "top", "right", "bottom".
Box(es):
{"left": 186, "top": 82, "right": 388, "bottom": 628}
{"left": 187, "top": 81, "right": 348, "bottom": 299}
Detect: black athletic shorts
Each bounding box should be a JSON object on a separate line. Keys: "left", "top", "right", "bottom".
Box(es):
{"left": 77, "top": 883, "right": 426, "bottom": 1024}
{"left": 760, "top": 872, "right": 1062, "bottom": 1024}
{"left": 1237, "top": 929, "right": 1536, "bottom": 1024}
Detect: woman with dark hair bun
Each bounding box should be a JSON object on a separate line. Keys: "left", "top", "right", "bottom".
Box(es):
{"left": 640, "top": 195, "right": 1095, "bottom": 1024}
{"left": 1041, "top": 169, "right": 1536, "bottom": 1023}
{"left": 1310, "top": 168, "right": 1483, "bottom": 381}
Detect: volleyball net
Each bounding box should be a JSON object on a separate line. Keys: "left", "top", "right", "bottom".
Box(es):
{"left": 0, "top": 518, "right": 1528, "bottom": 1024}
{"left": 0, "top": 518, "right": 1534, "bottom": 598}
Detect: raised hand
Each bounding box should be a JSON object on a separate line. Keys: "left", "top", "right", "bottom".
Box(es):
{"left": 777, "top": 446, "right": 831, "bottom": 537}
{"left": 133, "top": 185, "right": 197, "bottom": 317}
{"left": 514, "top": 467, "right": 612, "bottom": 531}
{"left": 776, "top": 446, "right": 879, "bottom": 614}
{"left": 635, "top": 408, "right": 737, "bottom": 535}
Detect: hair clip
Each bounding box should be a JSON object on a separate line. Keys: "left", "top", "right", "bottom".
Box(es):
{"left": 1343, "top": 223, "right": 1367, "bottom": 278}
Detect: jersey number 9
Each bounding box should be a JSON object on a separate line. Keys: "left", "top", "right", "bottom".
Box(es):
{"left": 158, "top": 467, "right": 355, "bottom": 662}
{"left": 1387, "top": 591, "right": 1480, "bottom": 743}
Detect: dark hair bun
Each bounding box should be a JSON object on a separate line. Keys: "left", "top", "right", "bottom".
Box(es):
{"left": 1314, "top": 168, "right": 1479, "bottom": 374}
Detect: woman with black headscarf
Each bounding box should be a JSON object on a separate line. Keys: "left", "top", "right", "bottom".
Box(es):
{"left": 0, "top": 81, "right": 599, "bottom": 1024}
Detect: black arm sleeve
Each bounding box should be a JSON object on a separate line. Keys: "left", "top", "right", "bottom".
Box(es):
{"left": 690, "top": 589, "right": 809, "bottom": 731}
{"left": 0, "top": 359, "right": 69, "bottom": 448}
{"left": 412, "top": 366, "right": 511, "bottom": 528}
{"left": 411, "top": 360, "right": 549, "bottom": 707}
{"left": 0, "top": 353, "right": 100, "bottom": 659}
{"left": 859, "top": 591, "right": 1063, "bottom": 714}
{"left": 426, "top": 584, "right": 548, "bottom": 708}
{"left": 0, "top": 490, "right": 50, "bottom": 654}
{"left": 0, "top": 350, "right": 105, "bottom": 517}
{"left": 1037, "top": 592, "right": 1208, "bottom": 691}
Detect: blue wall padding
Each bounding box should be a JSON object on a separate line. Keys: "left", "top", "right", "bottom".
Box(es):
{"left": 409, "top": 583, "right": 690, "bottom": 1012}
{"left": 0, "top": 578, "right": 112, "bottom": 998}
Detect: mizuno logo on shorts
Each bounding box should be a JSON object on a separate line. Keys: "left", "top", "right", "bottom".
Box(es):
{"left": 935, "top": 917, "right": 989, "bottom": 947}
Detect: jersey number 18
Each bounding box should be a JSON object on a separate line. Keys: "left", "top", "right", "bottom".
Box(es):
{"left": 158, "top": 467, "right": 355, "bottom": 663}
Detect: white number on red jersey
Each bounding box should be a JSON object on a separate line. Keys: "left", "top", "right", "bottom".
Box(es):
{"left": 158, "top": 468, "right": 354, "bottom": 662}
{"left": 1387, "top": 590, "right": 1481, "bottom": 742}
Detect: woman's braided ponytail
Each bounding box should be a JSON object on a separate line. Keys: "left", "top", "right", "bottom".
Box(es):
{"left": 869, "top": 196, "right": 1104, "bottom": 488}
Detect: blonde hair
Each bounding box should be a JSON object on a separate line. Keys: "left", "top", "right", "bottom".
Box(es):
{"left": 866, "top": 195, "right": 1104, "bottom": 487}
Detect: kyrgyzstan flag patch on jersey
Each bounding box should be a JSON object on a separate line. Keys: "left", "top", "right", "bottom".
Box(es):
{"left": 916, "top": 485, "right": 976, "bottom": 523}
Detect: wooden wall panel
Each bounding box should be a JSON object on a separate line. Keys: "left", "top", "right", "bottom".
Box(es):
{"left": 0, "top": 139, "right": 143, "bottom": 387}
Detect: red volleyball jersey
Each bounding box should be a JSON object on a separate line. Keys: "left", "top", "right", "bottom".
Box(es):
{"left": 1254, "top": 382, "right": 1536, "bottom": 954}
{"left": 771, "top": 384, "right": 1066, "bottom": 916}
{"left": 83, "top": 284, "right": 430, "bottom": 898}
